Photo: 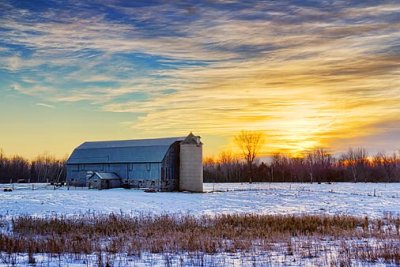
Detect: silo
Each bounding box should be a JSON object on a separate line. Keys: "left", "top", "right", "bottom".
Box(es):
{"left": 179, "top": 133, "right": 203, "bottom": 192}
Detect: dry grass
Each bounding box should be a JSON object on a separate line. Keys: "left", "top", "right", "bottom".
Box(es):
{"left": 1, "top": 213, "right": 400, "bottom": 265}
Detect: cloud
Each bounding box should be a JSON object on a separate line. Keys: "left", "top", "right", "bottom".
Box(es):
{"left": 3, "top": 55, "right": 22, "bottom": 71}
{"left": 331, "top": 119, "right": 400, "bottom": 155}
{"left": 36, "top": 103, "right": 55, "bottom": 109}
{"left": 1, "top": 0, "right": 399, "bottom": 155}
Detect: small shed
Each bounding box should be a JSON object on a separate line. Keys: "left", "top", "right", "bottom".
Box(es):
{"left": 87, "top": 172, "right": 121, "bottom": 190}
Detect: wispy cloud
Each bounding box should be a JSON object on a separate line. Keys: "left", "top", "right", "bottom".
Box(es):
{"left": 36, "top": 103, "right": 55, "bottom": 109}
{"left": 1, "top": 0, "right": 399, "bottom": 156}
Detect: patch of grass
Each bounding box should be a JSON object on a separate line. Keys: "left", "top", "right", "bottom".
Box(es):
{"left": 1, "top": 213, "right": 400, "bottom": 265}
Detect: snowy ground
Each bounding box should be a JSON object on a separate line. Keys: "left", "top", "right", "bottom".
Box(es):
{"left": 1, "top": 183, "right": 399, "bottom": 266}
{"left": 1, "top": 182, "right": 399, "bottom": 218}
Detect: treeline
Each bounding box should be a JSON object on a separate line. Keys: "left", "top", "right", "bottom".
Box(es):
{"left": 0, "top": 150, "right": 66, "bottom": 183}
{"left": 204, "top": 148, "right": 400, "bottom": 183}
{"left": 2, "top": 147, "right": 399, "bottom": 184}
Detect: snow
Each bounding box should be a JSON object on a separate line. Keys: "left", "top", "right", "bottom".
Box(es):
{"left": 1, "top": 182, "right": 399, "bottom": 218}
{"left": 1, "top": 182, "right": 399, "bottom": 266}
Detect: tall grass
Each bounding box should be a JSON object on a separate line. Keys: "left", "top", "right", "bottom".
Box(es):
{"left": 1, "top": 213, "right": 400, "bottom": 265}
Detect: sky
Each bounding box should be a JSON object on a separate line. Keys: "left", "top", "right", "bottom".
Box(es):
{"left": 0, "top": 0, "right": 399, "bottom": 159}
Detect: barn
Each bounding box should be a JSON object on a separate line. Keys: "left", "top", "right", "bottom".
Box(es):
{"left": 66, "top": 133, "right": 203, "bottom": 192}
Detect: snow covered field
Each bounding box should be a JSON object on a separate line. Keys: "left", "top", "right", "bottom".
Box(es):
{"left": 1, "top": 182, "right": 399, "bottom": 218}
{"left": 1, "top": 183, "right": 400, "bottom": 266}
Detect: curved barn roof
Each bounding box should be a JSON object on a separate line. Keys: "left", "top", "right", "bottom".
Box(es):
{"left": 67, "top": 137, "right": 185, "bottom": 164}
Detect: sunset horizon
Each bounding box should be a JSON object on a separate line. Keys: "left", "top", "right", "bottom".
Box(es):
{"left": 1, "top": 0, "right": 399, "bottom": 160}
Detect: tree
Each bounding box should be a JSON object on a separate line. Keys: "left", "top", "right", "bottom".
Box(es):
{"left": 271, "top": 153, "right": 288, "bottom": 182}
{"left": 340, "top": 148, "right": 368, "bottom": 182}
{"left": 218, "top": 150, "right": 241, "bottom": 182}
{"left": 306, "top": 148, "right": 332, "bottom": 183}
{"left": 374, "top": 152, "right": 397, "bottom": 182}
{"left": 31, "top": 153, "right": 67, "bottom": 183}
{"left": 234, "top": 130, "right": 265, "bottom": 183}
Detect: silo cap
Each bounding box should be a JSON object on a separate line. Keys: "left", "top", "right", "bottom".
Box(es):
{"left": 182, "top": 132, "right": 202, "bottom": 145}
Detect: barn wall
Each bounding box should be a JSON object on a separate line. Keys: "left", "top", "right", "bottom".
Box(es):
{"left": 107, "top": 163, "right": 129, "bottom": 178}
{"left": 161, "top": 142, "right": 180, "bottom": 191}
{"left": 127, "top": 163, "right": 161, "bottom": 179}
{"left": 66, "top": 164, "right": 87, "bottom": 186}
{"left": 67, "top": 162, "right": 165, "bottom": 188}
{"left": 125, "top": 163, "right": 162, "bottom": 189}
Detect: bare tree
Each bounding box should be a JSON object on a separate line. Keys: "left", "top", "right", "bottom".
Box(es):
{"left": 306, "top": 148, "right": 332, "bottom": 183}
{"left": 285, "top": 156, "right": 305, "bottom": 183}
{"left": 0, "top": 149, "right": 4, "bottom": 176}
{"left": 340, "top": 148, "right": 368, "bottom": 182}
{"left": 234, "top": 130, "right": 265, "bottom": 183}
{"left": 31, "top": 153, "right": 66, "bottom": 183}
{"left": 374, "top": 152, "right": 397, "bottom": 182}
{"left": 218, "top": 150, "right": 240, "bottom": 182}
{"left": 271, "top": 153, "right": 288, "bottom": 182}
{"left": 204, "top": 146, "right": 400, "bottom": 183}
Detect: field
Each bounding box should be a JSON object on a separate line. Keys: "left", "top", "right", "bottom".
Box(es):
{"left": 1, "top": 183, "right": 400, "bottom": 218}
{"left": 1, "top": 183, "right": 400, "bottom": 266}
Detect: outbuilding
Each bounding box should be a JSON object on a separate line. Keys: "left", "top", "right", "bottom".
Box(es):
{"left": 87, "top": 172, "right": 121, "bottom": 190}
{"left": 66, "top": 133, "right": 203, "bottom": 192}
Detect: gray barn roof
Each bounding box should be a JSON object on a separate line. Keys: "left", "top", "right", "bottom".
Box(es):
{"left": 67, "top": 137, "right": 185, "bottom": 164}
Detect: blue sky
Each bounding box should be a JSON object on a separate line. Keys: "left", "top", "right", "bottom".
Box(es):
{"left": 0, "top": 0, "right": 399, "bottom": 159}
